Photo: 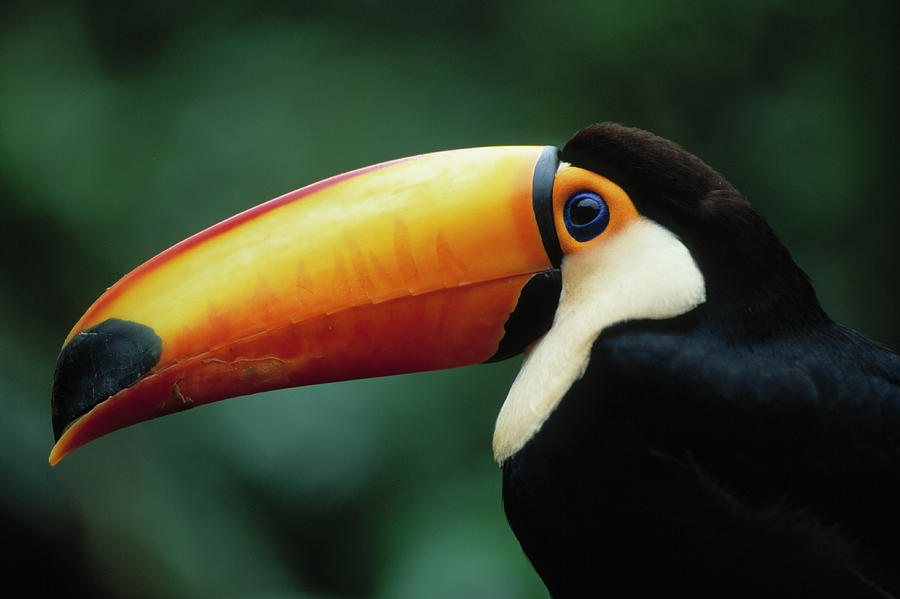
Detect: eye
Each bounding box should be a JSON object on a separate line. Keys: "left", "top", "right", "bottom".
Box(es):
{"left": 563, "top": 192, "right": 610, "bottom": 242}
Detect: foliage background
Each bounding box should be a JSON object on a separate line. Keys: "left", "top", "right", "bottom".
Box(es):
{"left": 2, "top": 1, "right": 898, "bottom": 597}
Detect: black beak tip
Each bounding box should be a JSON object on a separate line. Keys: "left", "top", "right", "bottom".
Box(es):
{"left": 51, "top": 319, "right": 162, "bottom": 442}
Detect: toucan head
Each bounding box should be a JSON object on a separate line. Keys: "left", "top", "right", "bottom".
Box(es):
{"left": 50, "top": 123, "right": 820, "bottom": 465}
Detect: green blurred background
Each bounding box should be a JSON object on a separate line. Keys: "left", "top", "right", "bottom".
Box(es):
{"left": 2, "top": 1, "right": 898, "bottom": 597}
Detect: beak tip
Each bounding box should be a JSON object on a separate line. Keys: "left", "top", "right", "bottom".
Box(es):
{"left": 48, "top": 435, "right": 67, "bottom": 466}
{"left": 51, "top": 318, "right": 162, "bottom": 451}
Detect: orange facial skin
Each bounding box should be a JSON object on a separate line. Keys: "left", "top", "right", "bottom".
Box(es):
{"left": 50, "top": 146, "right": 556, "bottom": 464}
{"left": 551, "top": 166, "right": 640, "bottom": 255}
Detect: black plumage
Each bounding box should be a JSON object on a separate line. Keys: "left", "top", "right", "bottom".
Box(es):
{"left": 502, "top": 124, "right": 900, "bottom": 597}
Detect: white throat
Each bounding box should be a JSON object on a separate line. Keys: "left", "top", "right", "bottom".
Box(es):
{"left": 492, "top": 217, "right": 707, "bottom": 463}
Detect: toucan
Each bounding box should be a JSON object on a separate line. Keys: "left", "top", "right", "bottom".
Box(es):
{"left": 51, "top": 123, "right": 900, "bottom": 597}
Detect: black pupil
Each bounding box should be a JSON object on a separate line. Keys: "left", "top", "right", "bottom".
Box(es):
{"left": 570, "top": 197, "right": 601, "bottom": 226}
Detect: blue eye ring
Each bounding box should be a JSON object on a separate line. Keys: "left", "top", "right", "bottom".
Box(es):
{"left": 563, "top": 191, "right": 610, "bottom": 242}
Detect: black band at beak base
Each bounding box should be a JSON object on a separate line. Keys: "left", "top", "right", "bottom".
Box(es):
{"left": 532, "top": 146, "right": 562, "bottom": 269}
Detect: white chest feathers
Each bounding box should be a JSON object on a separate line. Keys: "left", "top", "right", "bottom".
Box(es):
{"left": 492, "top": 217, "right": 707, "bottom": 463}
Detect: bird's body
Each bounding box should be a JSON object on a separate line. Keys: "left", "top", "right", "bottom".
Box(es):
{"left": 50, "top": 123, "right": 900, "bottom": 597}
{"left": 505, "top": 312, "right": 900, "bottom": 597}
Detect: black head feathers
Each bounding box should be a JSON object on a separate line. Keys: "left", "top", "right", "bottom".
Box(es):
{"left": 562, "top": 123, "right": 827, "bottom": 333}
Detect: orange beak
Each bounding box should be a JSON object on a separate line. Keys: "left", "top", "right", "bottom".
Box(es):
{"left": 50, "top": 146, "right": 562, "bottom": 464}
